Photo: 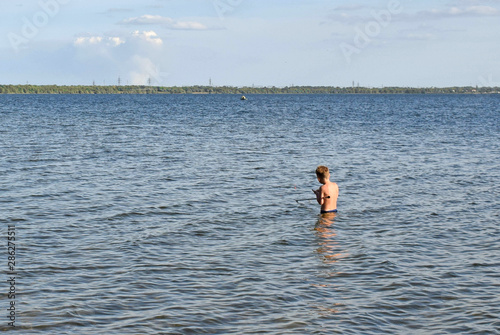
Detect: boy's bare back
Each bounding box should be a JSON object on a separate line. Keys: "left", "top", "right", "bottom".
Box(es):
{"left": 318, "top": 181, "right": 338, "bottom": 211}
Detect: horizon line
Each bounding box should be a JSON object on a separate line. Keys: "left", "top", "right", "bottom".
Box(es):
{"left": 1, "top": 84, "right": 499, "bottom": 89}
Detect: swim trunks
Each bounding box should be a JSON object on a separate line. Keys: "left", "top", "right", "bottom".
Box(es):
{"left": 321, "top": 209, "right": 338, "bottom": 214}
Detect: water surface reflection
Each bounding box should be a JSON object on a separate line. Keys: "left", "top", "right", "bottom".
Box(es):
{"left": 314, "top": 213, "right": 348, "bottom": 264}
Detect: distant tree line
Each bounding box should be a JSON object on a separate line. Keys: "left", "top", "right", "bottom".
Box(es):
{"left": 0, "top": 84, "right": 499, "bottom": 95}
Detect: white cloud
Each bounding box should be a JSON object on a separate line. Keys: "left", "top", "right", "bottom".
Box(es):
{"left": 120, "top": 14, "right": 208, "bottom": 30}
{"left": 416, "top": 5, "right": 500, "bottom": 19}
{"left": 326, "top": 4, "right": 500, "bottom": 25}
{"left": 463, "top": 5, "right": 500, "bottom": 15}
{"left": 109, "top": 37, "right": 125, "bottom": 47}
{"left": 74, "top": 36, "right": 102, "bottom": 45}
{"left": 74, "top": 31, "right": 162, "bottom": 48}
{"left": 452, "top": 0, "right": 500, "bottom": 6}
{"left": 394, "top": 23, "right": 450, "bottom": 42}
{"left": 72, "top": 30, "right": 166, "bottom": 85}
{"left": 129, "top": 55, "right": 158, "bottom": 85}
{"left": 74, "top": 36, "right": 125, "bottom": 47}
{"left": 131, "top": 30, "right": 163, "bottom": 45}
{"left": 121, "top": 14, "right": 171, "bottom": 25}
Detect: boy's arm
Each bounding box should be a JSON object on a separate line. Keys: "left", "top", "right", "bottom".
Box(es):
{"left": 313, "top": 186, "right": 326, "bottom": 205}
{"left": 312, "top": 188, "right": 321, "bottom": 204}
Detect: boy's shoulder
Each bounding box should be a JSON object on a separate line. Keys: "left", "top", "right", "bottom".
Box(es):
{"left": 326, "top": 181, "right": 338, "bottom": 189}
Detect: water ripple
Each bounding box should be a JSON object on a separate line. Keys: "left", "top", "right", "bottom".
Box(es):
{"left": 1, "top": 94, "right": 499, "bottom": 334}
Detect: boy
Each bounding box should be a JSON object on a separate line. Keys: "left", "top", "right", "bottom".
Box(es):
{"left": 313, "top": 166, "right": 339, "bottom": 214}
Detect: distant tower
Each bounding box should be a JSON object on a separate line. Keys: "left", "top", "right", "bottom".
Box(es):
{"left": 118, "top": 76, "right": 121, "bottom": 86}
{"left": 148, "top": 77, "right": 152, "bottom": 86}
{"left": 209, "top": 78, "right": 212, "bottom": 86}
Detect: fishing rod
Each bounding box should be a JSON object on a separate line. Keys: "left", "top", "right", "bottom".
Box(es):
{"left": 295, "top": 196, "right": 330, "bottom": 203}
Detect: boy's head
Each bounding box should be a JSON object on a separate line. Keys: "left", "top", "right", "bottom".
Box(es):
{"left": 316, "top": 166, "right": 330, "bottom": 181}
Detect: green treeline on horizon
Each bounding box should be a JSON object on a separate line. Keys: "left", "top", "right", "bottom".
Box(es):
{"left": 0, "top": 84, "right": 499, "bottom": 95}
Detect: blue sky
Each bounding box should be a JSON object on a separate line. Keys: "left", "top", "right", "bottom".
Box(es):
{"left": 1, "top": 0, "right": 499, "bottom": 87}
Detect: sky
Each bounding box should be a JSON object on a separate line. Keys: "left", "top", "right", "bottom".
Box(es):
{"left": 1, "top": 0, "right": 499, "bottom": 87}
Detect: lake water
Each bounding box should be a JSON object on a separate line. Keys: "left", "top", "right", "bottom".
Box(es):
{"left": 1, "top": 94, "right": 499, "bottom": 334}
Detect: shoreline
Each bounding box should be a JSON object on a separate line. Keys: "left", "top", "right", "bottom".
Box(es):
{"left": 0, "top": 84, "right": 499, "bottom": 95}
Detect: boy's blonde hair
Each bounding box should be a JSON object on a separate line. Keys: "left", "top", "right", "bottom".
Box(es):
{"left": 316, "top": 166, "right": 329, "bottom": 179}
